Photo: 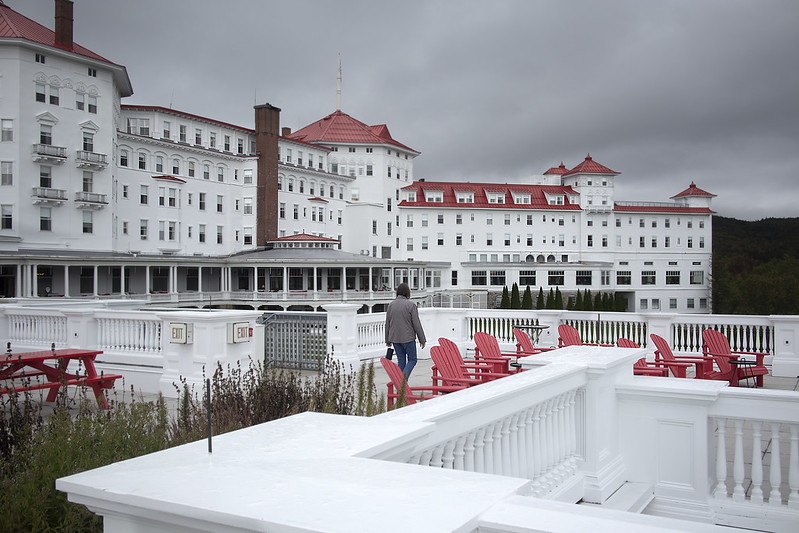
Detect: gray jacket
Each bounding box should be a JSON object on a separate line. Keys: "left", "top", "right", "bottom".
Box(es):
{"left": 385, "top": 295, "right": 426, "bottom": 345}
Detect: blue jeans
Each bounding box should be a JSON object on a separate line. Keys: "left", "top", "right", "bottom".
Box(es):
{"left": 393, "top": 341, "right": 417, "bottom": 379}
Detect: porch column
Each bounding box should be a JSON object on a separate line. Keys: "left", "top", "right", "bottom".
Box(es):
{"left": 120, "top": 264, "right": 126, "bottom": 295}
{"left": 32, "top": 264, "right": 39, "bottom": 297}
{"left": 198, "top": 267, "right": 203, "bottom": 293}
{"left": 145, "top": 265, "right": 151, "bottom": 294}
{"left": 93, "top": 265, "right": 99, "bottom": 296}
{"left": 16, "top": 264, "right": 23, "bottom": 297}
{"left": 63, "top": 265, "right": 69, "bottom": 297}
{"left": 368, "top": 267, "right": 373, "bottom": 294}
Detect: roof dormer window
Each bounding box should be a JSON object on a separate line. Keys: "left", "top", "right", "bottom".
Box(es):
{"left": 487, "top": 192, "right": 505, "bottom": 204}
{"left": 514, "top": 194, "right": 531, "bottom": 204}
{"left": 407, "top": 191, "right": 416, "bottom": 202}
{"left": 425, "top": 191, "right": 443, "bottom": 202}
{"left": 457, "top": 192, "right": 474, "bottom": 203}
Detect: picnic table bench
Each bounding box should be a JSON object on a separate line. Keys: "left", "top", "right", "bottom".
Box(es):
{"left": 1, "top": 344, "right": 121, "bottom": 409}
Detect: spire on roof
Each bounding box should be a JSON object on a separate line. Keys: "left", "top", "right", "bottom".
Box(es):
{"left": 336, "top": 54, "right": 342, "bottom": 111}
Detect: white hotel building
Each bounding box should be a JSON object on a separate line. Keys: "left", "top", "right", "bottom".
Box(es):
{"left": 0, "top": 0, "right": 713, "bottom": 313}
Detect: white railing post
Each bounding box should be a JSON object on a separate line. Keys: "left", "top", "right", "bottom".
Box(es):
{"left": 751, "top": 420, "right": 764, "bottom": 504}
{"left": 770, "top": 422, "right": 783, "bottom": 506}
{"left": 323, "top": 303, "right": 363, "bottom": 372}
{"left": 715, "top": 418, "right": 728, "bottom": 499}
{"left": 790, "top": 424, "right": 799, "bottom": 509}
{"left": 771, "top": 315, "right": 799, "bottom": 378}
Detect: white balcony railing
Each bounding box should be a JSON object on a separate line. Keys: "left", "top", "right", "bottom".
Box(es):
{"left": 32, "top": 143, "right": 67, "bottom": 162}
{"left": 75, "top": 150, "right": 109, "bottom": 168}
{"left": 31, "top": 186, "right": 68, "bottom": 204}
{"left": 74, "top": 191, "right": 108, "bottom": 205}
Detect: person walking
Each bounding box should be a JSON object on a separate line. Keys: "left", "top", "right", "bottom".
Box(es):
{"left": 385, "top": 282, "right": 426, "bottom": 379}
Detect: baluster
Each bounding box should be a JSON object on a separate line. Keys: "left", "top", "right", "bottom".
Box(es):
{"left": 493, "top": 421, "right": 504, "bottom": 475}
{"left": 516, "top": 409, "right": 530, "bottom": 478}
{"left": 733, "top": 419, "right": 745, "bottom": 502}
{"left": 555, "top": 393, "right": 569, "bottom": 483}
{"left": 529, "top": 404, "right": 542, "bottom": 480}
{"left": 501, "top": 415, "right": 514, "bottom": 476}
{"left": 463, "top": 432, "right": 476, "bottom": 472}
{"left": 430, "top": 444, "right": 444, "bottom": 468}
{"left": 419, "top": 448, "right": 433, "bottom": 467}
{"left": 474, "top": 427, "right": 486, "bottom": 473}
{"left": 790, "top": 424, "right": 799, "bottom": 509}
{"left": 714, "top": 418, "right": 728, "bottom": 499}
{"left": 751, "top": 421, "right": 764, "bottom": 503}
{"left": 452, "top": 436, "right": 465, "bottom": 471}
{"left": 545, "top": 398, "right": 556, "bottom": 483}
{"left": 567, "top": 390, "right": 578, "bottom": 473}
{"left": 769, "top": 423, "right": 782, "bottom": 506}
{"left": 441, "top": 441, "right": 455, "bottom": 469}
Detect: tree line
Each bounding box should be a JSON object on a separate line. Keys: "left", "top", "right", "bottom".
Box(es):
{"left": 499, "top": 283, "right": 626, "bottom": 312}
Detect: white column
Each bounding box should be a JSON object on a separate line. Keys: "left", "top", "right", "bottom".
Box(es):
{"left": 198, "top": 267, "right": 203, "bottom": 293}
{"left": 322, "top": 303, "right": 362, "bottom": 372}
{"left": 282, "top": 266, "right": 288, "bottom": 295}
{"left": 32, "top": 264, "right": 39, "bottom": 297}
{"left": 93, "top": 265, "right": 99, "bottom": 296}
{"left": 63, "top": 265, "right": 70, "bottom": 297}
{"left": 120, "top": 265, "right": 126, "bottom": 295}
{"left": 145, "top": 265, "right": 151, "bottom": 294}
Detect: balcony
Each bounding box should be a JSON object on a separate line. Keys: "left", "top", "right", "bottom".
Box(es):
{"left": 31, "top": 187, "right": 67, "bottom": 205}
{"left": 74, "top": 191, "right": 108, "bottom": 209}
{"left": 75, "top": 150, "right": 109, "bottom": 169}
{"left": 32, "top": 143, "right": 67, "bottom": 163}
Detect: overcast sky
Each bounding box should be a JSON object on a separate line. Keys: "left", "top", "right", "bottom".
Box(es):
{"left": 16, "top": 0, "right": 799, "bottom": 220}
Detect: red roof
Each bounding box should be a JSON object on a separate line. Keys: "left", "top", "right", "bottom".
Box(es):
{"left": 563, "top": 154, "right": 618, "bottom": 176}
{"left": 269, "top": 233, "right": 339, "bottom": 243}
{"left": 0, "top": 2, "right": 110, "bottom": 63}
{"left": 671, "top": 181, "right": 716, "bottom": 199}
{"left": 544, "top": 162, "right": 570, "bottom": 175}
{"left": 122, "top": 105, "right": 254, "bottom": 134}
{"left": 399, "top": 181, "right": 581, "bottom": 210}
{"left": 152, "top": 175, "right": 186, "bottom": 184}
{"left": 287, "top": 110, "right": 418, "bottom": 153}
{"left": 614, "top": 204, "right": 715, "bottom": 214}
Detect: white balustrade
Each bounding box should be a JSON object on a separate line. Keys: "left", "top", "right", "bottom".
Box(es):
{"left": 97, "top": 316, "right": 162, "bottom": 354}
{"left": 6, "top": 311, "right": 67, "bottom": 347}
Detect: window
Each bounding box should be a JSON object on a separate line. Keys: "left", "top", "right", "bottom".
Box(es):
{"left": 198, "top": 224, "right": 206, "bottom": 243}
{"left": 279, "top": 203, "right": 285, "bottom": 219}
{"left": 40, "top": 124, "right": 52, "bottom": 145}
{"left": 82, "top": 171, "right": 93, "bottom": 193}
{"left": 122, "top": 185, "right": 128, "bottom": 198}
{"left": 640, "top": 299, "right": 648, "bottom": 310}
{"left": 520, "top": 270, "right": 535, "bottom": 286}
{"left": 437, "top": 233, "right": 444, "bottom": 246}
{"left": 49, "top": 86, "right": 59, "bottom": 105}
{"left": 119, "top": 149, "right": 128, "bottom": 167}
{"left": 223, "top": 135, "right": 230, "bottom": 151}
{"left": 243, "top": 227, "right": 253, "bottom": 245}
{"left": 472, "top": 270, "right": 487, "bottom": 286}
{"left": 154, "top": 156, "right": 163, "bottom": 173}
{"left": 587, "top": 235, "right": 593, "bottom": 247}
{"left": 421, "top": 236, "right": 428, "bottom": 250}
{"left": 601, "top": 270, "right": 610, "bottom": 285}
{"left": 195, "top": 129, "right": 202, "bottom": 145}
{"left": 700, "top": 298, "right": 708, "bottom": 309}
{"left": 140, "top": 219, "right": 148, "bottom": 239}
{"left": 216, "top": 195, "right": 223, "bottom": 213}
{"left": 640, "top": 236, "right": 645, "bottom": 248}
{"left": 140, "top": 185, "right": 149, "bottom": 204}
{"left": 455, "top": 214, "right": 463, "bottom": 225}
{"left": 243, "top": 169, "right": 253, "bottom": 184}
{"left": 486, "top": 214, "right": 493, "bottom": 225}
{"left": 548, "top": 270, "right": 564, "bottom": 285}
{"left": 1, "top": 119, "right": 12, "bottom": 141}
{"left": 216, "top": 226, "right": 223, "bottom": 244}
{"left": 294, "top": 205, "right": 299, "bottom": 220}
{"left": 35, "top": 83, "right": 46, "bottom": 102}
{"left": 504, "top": 233, "right": 511, "bottom": 246}
{"left": 576, "top": 270, "right": 592, "bottom": 285}
{"left": 651, "top": 237, "right": 657, "bottom": 248}
{"left": 664, "top": 236, "right": 671, "bottom": 248}
{"left": 0, "top": 205, "right": 11, "bottom": 230}
{"left": 687, "top": 238, "right": 693, "bottom": 248}
{"left": 690, "top": 271, "right": 704, "bottom": 285}
{"left": 437, "top": 214, "right": 444, "bottom": 224}
{"left": 171, "top": 158, "right": 179, "bottom": 174}
{"left": 82, "top": 211, "right": 93, "bottom": 234}
{"left": 1, "top": 161, "right": 12, "bottom": 185}
{"left": 158, "top": 187, "right": 166, "bottom": 206}
{"left": 122, "top": 221, "right": 128, "bottom": 235}
{"left": 421, "top": 215, "right": 428, "bottom": 227}
{"left": 217, "top": 167, "right": 224, "bottom": 182}
{"left": 486, "top": 233, "right": 493, "bottom": 246}
{"left": 639, "top": 218, "right": 645, "bottom": 228}
{"left": 87, "top": 95, "right": 97, "bottom": 114}
{"left": 168, "top": 188, "right": 177, "bottom": 207}
{"left": 687, "top": 220, "right": 693, "bottom": 229}
{"left": 666, "top": 271, "right": 680, "bottom": 285}
{"left": 641, "top": 271, "right": 656, "bottom": 285}
{"left": 137, "top": 152, "right": 146, "bottom": 170}
{"left": 199, "top": 192, "right": 206, "bottom": 210}
{"left": 243, "top": 197, "right": 253, "bottom": 215}
{"left": 237, "top": 138, "right": 244, "bottom": 154}
{"left": 187, "top": 161, "right": 195, "bottom": 177}
{"left": 617, "top": 271, "right": 631, "bottom": 285}
{"left": 490, "top": 271, "right": 506, "bottom": 285}
{"left": 687, "top": 298, "right": 695, "bottom": 309}
{"left": 179, "top": 125, "right": 187, "bottom": 143}
{"left": 35, "top": 53, "right": 46, "bottom": 64}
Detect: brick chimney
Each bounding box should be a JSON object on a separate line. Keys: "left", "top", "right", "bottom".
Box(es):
{"left": 54, "top": 0, "right": 74, "bottom": 49}
{"left": 254, "top": 103, "right": 281, "bottom": 246}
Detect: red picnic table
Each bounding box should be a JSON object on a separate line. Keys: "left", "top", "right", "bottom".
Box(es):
{"left": 0, "top": 346, "right": 121, "bottom": 409}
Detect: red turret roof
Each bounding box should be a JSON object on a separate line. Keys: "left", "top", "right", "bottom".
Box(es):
{"left": 287, "top": 110, "right": 418, "bottom": 153}
{"left": 0, "top": 2, "right": 110, "bottom": 63}
{"left": 544, "top": 162, "right": 569, "bottom": 175}
{"left": 671, "top": 181, "right": 716, "bottom": 199}
{"left": 563, "top": 154, "right": 618, "bottom": 176}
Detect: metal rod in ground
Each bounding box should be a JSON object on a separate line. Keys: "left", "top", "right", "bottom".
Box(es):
{"left": 206, "top": 377, "right": 212, "bottom": 453}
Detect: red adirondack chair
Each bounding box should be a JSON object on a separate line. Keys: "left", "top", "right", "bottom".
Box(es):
{"left": 512, "top": 328, "right": 555, "bottom": 356}
{"left": 473, "top": 332, "right": 520, "bottom": 373}
{"left": 437, "top": 338, "right": 511, "bottom": 382}
{"left": 702, "top": 329, "right": 769, "bottom": 387}
{"left": 617, "top": 337, "right": 669, "bottom": 377}
{"left": 649, "top": 334, "right": 708, "bottom": 378}
{"left": 557, "top": 324, "right": 614, "bottom": 348}
{"left": 431, "top": 343, "right": 510, "bottom": 388}
{"left": 380, "top": 358, "right": 463, "bottom": 408}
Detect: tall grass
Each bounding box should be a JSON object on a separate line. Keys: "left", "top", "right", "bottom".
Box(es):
{"left": 0, "top": 358, "right": 382, "bottom": 532}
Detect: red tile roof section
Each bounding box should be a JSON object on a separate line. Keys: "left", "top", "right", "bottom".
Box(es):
{"left": 270, "top": 233, "right": 339, "bottom": 243}
{"left": 671, "top": 181, "right": 716, "bottom": 199}
{"left": 287, "top": 110, "right": 418, "bottom": 153}
{"left": 613, "top": 204, "right": 715, "bottom": 214}
{"left": 399, "top": 181, "right": 581, "bottom": 210}
{"left": 544, "top": 162, "right": 569, "bottom": 175}
{"left": 563, "top": 154, "right": 618, "bottom": 176}
{"left": 0, "top": 2, "right": 111, "bottom": 63}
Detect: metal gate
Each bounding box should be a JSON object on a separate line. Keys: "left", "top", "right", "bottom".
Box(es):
{"left": 260, "top": 312, "right": 327, "bottom": 371}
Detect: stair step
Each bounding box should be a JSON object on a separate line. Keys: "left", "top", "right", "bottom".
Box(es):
{"left": 581, "top": 482, "right": 654, "bottom": 513}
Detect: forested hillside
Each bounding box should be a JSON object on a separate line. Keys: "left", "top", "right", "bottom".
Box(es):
{"left": 712, "top": 216, "right": 799, "bottom": 314}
